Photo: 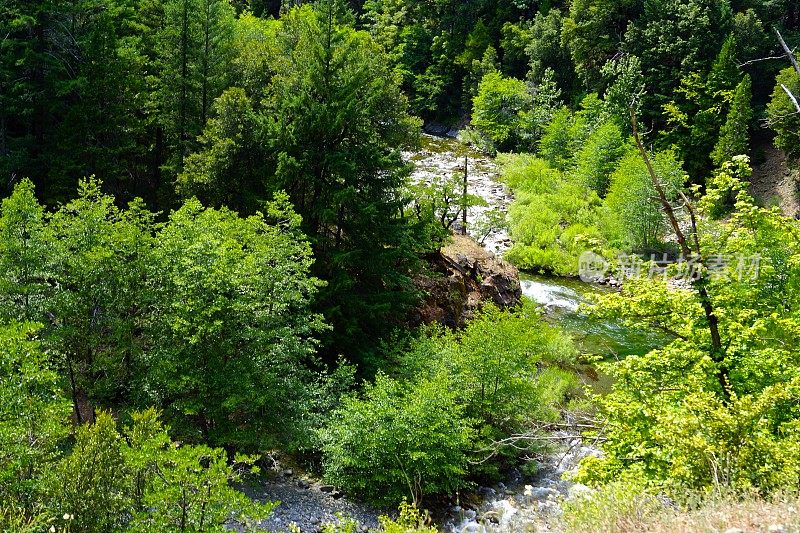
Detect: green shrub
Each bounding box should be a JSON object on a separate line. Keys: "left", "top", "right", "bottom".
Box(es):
{"left": 601, "top": 149, "right": 685, "bottom": 252}
{"left": 0, "top": 323, "right": 69, "bottom": 515}
{"left": 378, "top": 500, "right": 437, "bottom": 533}
{"left": 125, "top": 410, "right": 274, "bottom": 531}
{"left": 49, "top": 412, "right": 130, "bottom": 531}
{"left": 502, "top": 161, "right": 604, "bottom": 275}
{"left": 561, "top": 480, "right": 664, "bottom": 533}
{"left": 408, "top": 303, "right": 577, "bottom": 436}
{"left": 45, "top": 410, "right": 275, "bottom": 532}
{"left": 472, "top": 72, "right": 532, "bottom": 152}
{"left": 320, "top": 373, "right": 474, "bottom": 506}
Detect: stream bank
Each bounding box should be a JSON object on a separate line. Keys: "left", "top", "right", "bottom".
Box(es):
{"left": 242, "top": 132, "right": 670, "bottom": 532}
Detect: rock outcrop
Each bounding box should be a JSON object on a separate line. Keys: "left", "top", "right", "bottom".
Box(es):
{"left": 413, "top": 234, "right": 522, "bottom": 328}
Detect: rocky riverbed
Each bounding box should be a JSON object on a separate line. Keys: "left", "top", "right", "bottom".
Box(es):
{"left": 403, "top": 134, "right": 514, "bottom": 256}
{"left": 235, "top": 434, "right": 601, "bottom": 533}
{"left": 442, "top": 432, "right": 601, "bottom": 533}
{"left": 234, "top": 466, "right": 382, "bottom": 532}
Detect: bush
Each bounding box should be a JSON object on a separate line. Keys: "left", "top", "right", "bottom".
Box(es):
{"left": 0, "top": 323, "right": 69, "bottom": 519}
{"left": 378, "top": 501, "right": 437, "bottom": 533}
{"left": 320, "top": 373, "right": 474, "bottom": 506}
{"left": 472, "top": 72, "right": 532, "bottom": 152}
{"left": 500, "top": 154, "right": 604, "bottom": 275}
{"left": 48, "top": 413, "right": 130, "bottom": 531}
{"left": 406, "top": 303, "right": 578, "bottom": 437}
{"left": 561, "top": 480, "right": 664, "bottom": 533}
{"left": 46, "top": 410, "right": 275, "bottom": 532}
{"left": 601, "top": 149, "right": 685, "bottom": 252}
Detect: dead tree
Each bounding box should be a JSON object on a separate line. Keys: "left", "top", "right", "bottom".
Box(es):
{"left": 630, "top": 110, "right": 729, "bottom": 401}
{"left": 775, "top": 26, "right": 800, "bottom": 74}
{"left": 774, "top": 27, "right": 800, "bottom": 113}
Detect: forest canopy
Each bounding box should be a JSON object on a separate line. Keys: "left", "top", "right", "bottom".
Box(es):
{"left": 1, "top": 0, "right": 800, "bottom": 530}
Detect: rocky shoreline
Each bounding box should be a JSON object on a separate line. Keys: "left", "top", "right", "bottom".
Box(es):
{"left": 234, "top": 467, "right": 382, "bottom": 532}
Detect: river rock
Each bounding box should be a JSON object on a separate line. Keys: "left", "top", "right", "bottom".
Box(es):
{"left": 423, "top": 122, "right": 451, "bottom": 136}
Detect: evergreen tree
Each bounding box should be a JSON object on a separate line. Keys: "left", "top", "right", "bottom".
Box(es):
{"left": 624, "top": 0, "right": 734, "bottom": 121}
{"left": 50, "top": 0, "right": 149, "bottom": 200}
{"left": 562, "top": 0, "right": 643, "bottom": 91}
{"left": 661, "top": 35, "right": 744, "bottom": 180}
{"left": 182, "top": 2, "right": 422, "bottom": 363}
{"left": 156, "top": 0, "right": 235, "bottom": 177}
{"left": 712, "top": 74, "right": 753, "bottom": 166}
{"left": 526, "top": 9, "right": 574, "bottom": 95}
{"left": 0, "top": 0, "right": 67, "bottom": 198}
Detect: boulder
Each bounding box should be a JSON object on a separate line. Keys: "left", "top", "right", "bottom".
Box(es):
{"left": 412, "top": 234, "right": 522, "bottom": 328}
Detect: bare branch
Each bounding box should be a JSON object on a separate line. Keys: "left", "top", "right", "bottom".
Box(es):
{"left": 738, "top": 52, "right": 796, "bottom": 68}
{"left": 781, "top": 84, "right": 800, "bottom": 113}
{"left": 774, "top": 26, "right": 800, "bottom": 74}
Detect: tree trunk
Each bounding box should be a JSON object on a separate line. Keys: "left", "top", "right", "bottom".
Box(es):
{"left": 630, "top": 110, "right": 729, "bottom": 400}
{"left": 774, "top": 26, "right": 800, "bottom": 74}
{"left": 461, "top": 155, "right": 468, "bottom": 235}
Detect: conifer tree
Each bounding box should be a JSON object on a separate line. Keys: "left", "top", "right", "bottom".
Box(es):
{"left": 712, "top": 74, "right": 753, "bottom": 166}
{"left": 156, "top": 0, "right": 235, "bottom": 176}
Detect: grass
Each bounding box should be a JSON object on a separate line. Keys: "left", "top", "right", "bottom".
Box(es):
{"left": 561, "top": 482, "right": 800, "bottom": 533}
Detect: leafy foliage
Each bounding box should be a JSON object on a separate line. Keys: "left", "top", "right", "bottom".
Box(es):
{"left": 321, "top": 304, "right": 578, "bottom": 504}
{"left": 146, "top": 195, "right": 325, "bottom": 448}
{"left": 602, "top": 149, "right": 685, "bottom": 252}
{"left": 49, "top": 410, "right": 275, "bottom": 532}
{"left": 578, "top": 158, "right": 800, "bottom": 494}
{"left": 0, "top": 178, "right": 327, "bottom": 451}
{"left": 472, "top": 72, "right": 532, "bottom": 152}
{"left": 0, "top": 323, "right": 69, "bottom": 517}
{"left": 321, "top": 373, "right": 474, "bottom": 506}
{"left": 180, "top": 4, "right": 423, "bottom": 362}
{"left": 767, "top": 65, "right": 800, "bottom": 159}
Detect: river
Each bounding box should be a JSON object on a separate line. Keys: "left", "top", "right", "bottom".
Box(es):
{"left": 250, "top": 133, "right": 668, "bottom": 533}
{"left": 407, "top": 133, "right": 670, "bottom": 533}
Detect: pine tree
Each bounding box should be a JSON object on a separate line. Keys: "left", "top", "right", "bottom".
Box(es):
{"left": 181, "top": 2, "right": 422, "bottom": 362}
{"left": 156, "top": 0, "right": 235, "bottom": 178}
{"left": 712, "top": 74, "right": 753, "bottom": 167}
